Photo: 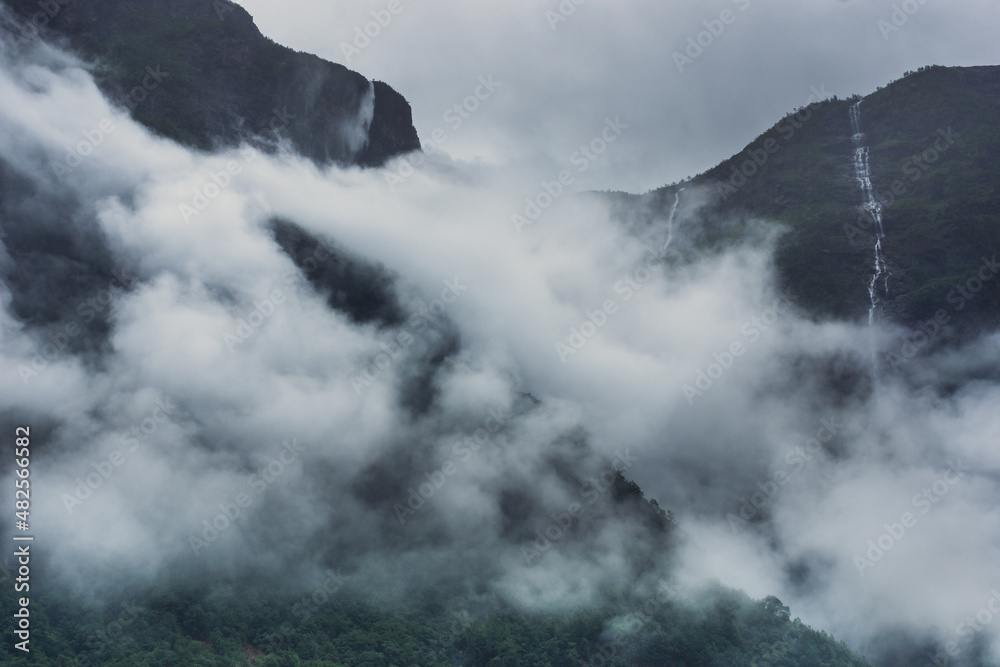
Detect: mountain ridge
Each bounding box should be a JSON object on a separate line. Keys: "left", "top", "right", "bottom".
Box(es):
{"left": 1, "top": 0, "right": 421, "bottom": 166}
{"left": 611, "top": 64, "right": 1000, "bottom": 348}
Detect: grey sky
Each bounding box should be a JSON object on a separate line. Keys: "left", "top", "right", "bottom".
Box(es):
{"left": 234, "top": 0, "right": 1000, "bottom": 192}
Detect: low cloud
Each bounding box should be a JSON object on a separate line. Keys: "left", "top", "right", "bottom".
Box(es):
{"left": 1, "top": 13, "right": 999, "bottom": 665}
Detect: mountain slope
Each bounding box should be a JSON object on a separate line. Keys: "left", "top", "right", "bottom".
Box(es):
{"left": 0, "top": 9, "right": 929, "bottom": 665}
{"left": 617, "top": 65, "right": 1000, "bottom": 340}
{"left": 2, "top": 0, "right": 421, "bottom": 165}
{"left": 860, "top": 65, "right": 1000, "bottom": 330}
{"left": 0, "top": 579, "right": 873, "bottom": 666}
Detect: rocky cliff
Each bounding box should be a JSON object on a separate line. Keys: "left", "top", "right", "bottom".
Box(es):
{"left": 3, "top": 0, "right": 420, "bottom": 165}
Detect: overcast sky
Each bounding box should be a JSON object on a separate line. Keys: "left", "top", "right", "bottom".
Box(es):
{"left": 233, "top": 0, "right": 1000, "bottom": 192}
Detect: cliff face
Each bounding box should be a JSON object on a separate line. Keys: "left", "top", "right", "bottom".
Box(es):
{"left": 356, "top": 80, "right": 422, "bottom": 167}
{"left": 3, "top": 0, "right": 420, "bottom": 165}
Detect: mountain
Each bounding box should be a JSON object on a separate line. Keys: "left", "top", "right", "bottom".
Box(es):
{"left": 1, "top": 576, "right": 873, "bottom": 666}
{"left": 2, "top": 0, "right": 420, "bottom": 165}
{"left": 612, "top": 65, "right": 1000, "bottom": 344}
{"left": 0, "top": 5, "right": 929, "bottom": 667}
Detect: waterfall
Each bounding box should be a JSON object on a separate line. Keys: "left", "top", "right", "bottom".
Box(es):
{"left": 661, "top": 187, "right": 685, "bottom": 256}
{"left": 849, "top": 101, "right": 890, "bottom": 328}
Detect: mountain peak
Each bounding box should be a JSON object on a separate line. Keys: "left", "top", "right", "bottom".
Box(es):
{"left": 3, "top": 0, "right": 420, "bottom": 165}
{"left": 619, "top": 63, "right": 1000, "bottom": 339}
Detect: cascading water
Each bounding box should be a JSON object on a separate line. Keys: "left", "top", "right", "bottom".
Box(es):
{"left": 661, "top": 187, "right": 685, "bottom": 255}
{"left": 850, "top": 101, "right": 890, "bottom": 329}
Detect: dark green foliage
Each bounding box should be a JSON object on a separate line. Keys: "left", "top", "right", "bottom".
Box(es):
{"left": 0, "top": 579, "right": 872, "bottom": 666}
{"left": 860, "top": 66, "right": 1000, "bottom": 333}
{"left": 615, "top": 65, "right": 1000, "bottom": 338}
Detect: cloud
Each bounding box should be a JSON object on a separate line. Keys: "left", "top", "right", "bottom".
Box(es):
{"left": 2, "top": 7, "right": 1000, "bottom": 664}
{"left": 234, "top": 0, "right": 1000, "bottom": 192}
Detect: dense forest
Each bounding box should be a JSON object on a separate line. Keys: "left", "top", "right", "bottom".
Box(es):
{"left": 1, "top": 575, "right": 871, "bottom": 666}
